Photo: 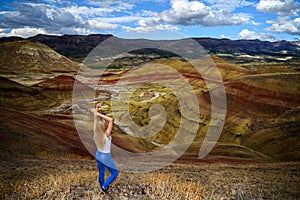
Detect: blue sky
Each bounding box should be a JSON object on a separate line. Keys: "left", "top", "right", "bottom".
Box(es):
{"left": 0, "top": 0, "right": 299, "bottom": 41}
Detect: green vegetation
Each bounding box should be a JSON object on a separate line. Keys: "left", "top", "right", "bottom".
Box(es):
{"left": 88, "top": 65, "right": 123, "bottom": 70}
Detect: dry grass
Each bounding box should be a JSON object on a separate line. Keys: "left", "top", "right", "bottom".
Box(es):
{"left": 1, "top": 156, "right": 299, "bottom": 200}
{"left": 142, "top": 172, "right": 204, "bottom": 199}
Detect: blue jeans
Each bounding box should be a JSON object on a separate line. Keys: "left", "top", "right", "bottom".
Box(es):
{"left": 95, "top": 150, "right": 118, "bottom": 189}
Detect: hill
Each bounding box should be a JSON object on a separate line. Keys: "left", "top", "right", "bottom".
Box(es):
{"left": 35, "top": 75, "right": 78, "bottom": 90}
{"left": 91, "top": 57, "right": 300, "bottom": 161}
{"left": 0, "top": 107, "right": 89, "bottom": 158}
{"left": 0, "top": 76, "right": 59, "bottom": 110}
{"left": 187, "top": 72, "right": 300, "bottom": 160}
{"left": 0, "top": 35, "right": 299, "bottom": 161}
{"left": 225, "top": 73, "right": 300, "bottom": 117}
{"left": 0, "top": 40, "right": 80, "bottom": 75}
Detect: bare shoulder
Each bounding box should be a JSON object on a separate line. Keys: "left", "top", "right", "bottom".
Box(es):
{"left": 94, "top": 111, "right": 100, "bottom": 118}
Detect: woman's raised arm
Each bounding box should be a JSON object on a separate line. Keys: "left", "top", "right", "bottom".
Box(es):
{"left": 95, "top": 112, "right": 113, "bottom": 137}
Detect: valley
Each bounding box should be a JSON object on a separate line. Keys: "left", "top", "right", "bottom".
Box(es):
{"left": 0, "top": 36, "right": 299, "bottom": 161}
{"left": 0, "top": 34, "right": 299, "bottom": 199}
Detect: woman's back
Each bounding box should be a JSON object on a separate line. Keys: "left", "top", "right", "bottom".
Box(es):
{"left": 98, "top": 135, "right": 111, "bottom": 153}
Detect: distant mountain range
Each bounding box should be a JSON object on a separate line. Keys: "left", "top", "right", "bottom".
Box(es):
{"left": 1, "top": 34, "right": 299, "bottom": 62}
{"left": 0, "top": 34, "right": 112, "bottom": 61}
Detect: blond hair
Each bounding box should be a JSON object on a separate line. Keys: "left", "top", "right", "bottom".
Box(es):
{"left": 94, "top": 118, "right": 107, "bottom": 150}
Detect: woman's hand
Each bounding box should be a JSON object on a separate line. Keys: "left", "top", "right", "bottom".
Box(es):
{"left": 95, "top": 102, "right": 102, "bottom": 110}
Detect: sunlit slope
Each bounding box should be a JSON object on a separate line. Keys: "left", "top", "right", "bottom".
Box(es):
{"left": 194, "top": 72, "right": 300, "bottom": 160}
{"left": 106, "top": 57, "right": 300, "bottom": 160}
{"left": 1, "top": 36, "right": 299, "bottom": 161}
{"left": 0, "top": 77, "right": 155, "bottom": 157}
{"left": 0, "top": 40, "right": 80, "bottom": 74}
{"left": 0, "top": 107, "right": 89, "bottom": 158}
{"left": 242, "top": 106, "right": 300, "bottom": 161}
{"left": 226, "top": 73, "right": 300, "bottom": 117}
{"left": 94, "top": 57, "right": 252, "bottom": 154}
{"left": 0, "top": 76, "right": 59, "bottom": 110}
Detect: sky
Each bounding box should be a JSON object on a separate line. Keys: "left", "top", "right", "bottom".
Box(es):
{"left": 0, "top": 0, "right": 299, "bottom": 41}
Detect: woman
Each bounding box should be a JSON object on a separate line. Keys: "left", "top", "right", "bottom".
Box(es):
{"left": 93, "top": 102, "right": 118, "bottom": 194}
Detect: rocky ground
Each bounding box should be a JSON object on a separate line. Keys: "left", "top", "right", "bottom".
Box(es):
{"left": 1, "top": 156, "right": 299, "bottom": 200}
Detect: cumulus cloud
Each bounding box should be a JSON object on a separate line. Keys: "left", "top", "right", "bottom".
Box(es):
{"left": 117, "top": 0, "right": 251, "bottom": 35}
{"left": 122, "top": 24, "right": 178, "bottom": 34}
{"left": 267, "top": 16, "right": 300, "bottom": 35}
{"left": 58, "top": 27, "right": 95, "bottom": 35}
{"left": 1, "top": 0, "right": 296, "bottom": 39}
{"left": 0, "top": 27, "right": 48, "bottom": 38}
{"left": 256, "top": 0, "right": 300, "bottom": 16}
{"left": 221, "top": 34, "right": 230, "bottom": 39}
{"left": 204, "top": 0, "right": 254, "bottom": 12}
{"left": 256, "top": 0, "right": 300, "bottom": 35}
{"left": 99, "top": 16, "right": 147, "bottom": 23}
{"left": 63, "top": 5, "right": 112, "bottom": 17}
{"left": 87, "top": 0, "right": 135, "bottom": 10}
{"left": 86, "top": 20, "right": 118, "bottom": 30}
{"left": 251, "top": 20, "right": 261, "bottom": 26}
{"left": 158, "top": 0, "right": 251, "bottom": 26}
{"left": 238, "top": 29, "right": 275, "bottom": 40}
{"left": 170, "top": 0, "right": 210, "bottom": 18}
{"left": 0, "top": 1, "right": 126, "bottom": 37}
{"left": 1, "top": 3, "right": 81, "bottom": 32}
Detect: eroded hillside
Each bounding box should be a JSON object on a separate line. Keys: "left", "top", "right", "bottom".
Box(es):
{"left": 0, "top": 39, "right": 299, "bottom": 161}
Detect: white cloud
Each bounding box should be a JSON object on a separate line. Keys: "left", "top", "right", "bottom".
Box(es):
{"left": 122, "top": 24, "right": 178, "bottom": 34}
{"left": 0, "top": 27, "right": 48, "bottom": 38}
{"left": 0, "top": 1, "right": 123, "bottom": 37}
{"left": 205, "top": 0, "right": 254, "bottom": 12}
{"left": 63, "top": 5, "right": 112, "bottom": 17}
{"left": 221, "top": 34, "right": 230, "bottom": 39}
{"left": 266, "top": 16, "right": 300, "bottom": 35}
{"left": 170, "top": 0, "right": 210, "bottom": 19}
{"left": 58, "top": 27, "right": 96, "bottom": 35}
{"left": 108, "top": 0, "right": 251, "bottom": 35}
{"left": 87, "top": 0, "right": 135, "bottom": 10}
{"left": 238, "top": 29, "right": 275, "bottom": 40}
{"left": 0, "top": 26, "right": 98, "bottom": 38}
{"left": 251, "top": 20, "right": 261, "bottom": 26}
{"left": 1, "top": 3, "right": 82, "bottom": 30}
{"left": 256, "top": 0, "right": 300, "bottom": 16}
{"left": 86, "top": 20, "right": 118, "bottom": 30}
{"left": 139, "top": 10, "right": 159, "bottom": 17}
{"left": 256, "top": 1, "right": 300, "bottom": 36}
{"left": 99, "top": 16, "right": 146, "bottom": 23}
{"left": 3, "top": 0, "right": 297, "bottom": 39}
{"left": 156, "top": 0, "right": 251, "bottom": 26}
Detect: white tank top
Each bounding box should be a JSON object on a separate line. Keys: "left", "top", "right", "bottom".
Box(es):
{"left": 98, "top": 136, "right": 111, "bottom": 153}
